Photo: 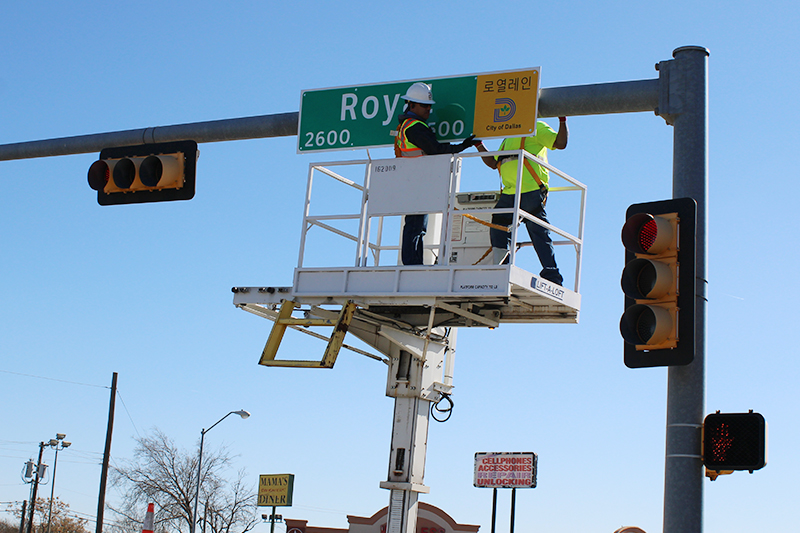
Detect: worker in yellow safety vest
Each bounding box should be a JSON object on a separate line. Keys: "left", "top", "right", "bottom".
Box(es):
{"left": 477, "top": 117, "right": 568, "bottom": 285}
{"left": 395, "top": 82, "right": 480, "bottom": 265}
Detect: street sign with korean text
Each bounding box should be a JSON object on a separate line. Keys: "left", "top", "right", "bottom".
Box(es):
{"left": 474, "top": 452, "right": 537, "bottom": 489}
{"left": 298, "top": 68, "right": 540, "bottom": 153}
{"left": 258, "top": 474, "right": 294, "bottom": 506}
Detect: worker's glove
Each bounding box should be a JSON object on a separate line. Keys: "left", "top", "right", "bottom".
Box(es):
{"left": 539, "top": 183, "right": 549, "bottom": 208}
{"left": 458, "top": 134, "right": 477, "bottom": 151}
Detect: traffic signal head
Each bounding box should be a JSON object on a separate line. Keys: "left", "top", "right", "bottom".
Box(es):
{"left": 88, "top": 140, "right": 198, "bottom": 205}
{"left": 703, "top": 411, "right": 767, "bottom": 474}
{"left": 620, "top": 198, "right": 697, "bottom": 368}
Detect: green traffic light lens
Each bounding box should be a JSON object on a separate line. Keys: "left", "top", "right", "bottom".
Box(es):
{"left": 635, "top": 308, "right": 656, "bottom": 341}
{"left": 140, "top": 155, "right": 163, "bottom": 187}
{"left": 620, "top": 304, "right": 672, "bottom": 345}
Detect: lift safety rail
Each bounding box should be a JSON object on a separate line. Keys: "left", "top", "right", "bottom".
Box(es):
{"left": 233, "top": 149, "right": 586, "bottom": 367}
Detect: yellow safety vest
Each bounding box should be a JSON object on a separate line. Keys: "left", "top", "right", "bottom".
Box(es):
{"left": 496, "top": 136, "right": 548, "bottom": 194}
{"left": 394, "top": 118, "right": 425, "bottom": 157}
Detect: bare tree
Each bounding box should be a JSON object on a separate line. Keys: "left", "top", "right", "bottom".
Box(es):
{"left": 5, "top": 498, "right": 88, "bottom": 533}
{"left": 109, "top": 429, "right": 258, "bottom": 533}
{"left": 0, "top": 518, "right": 16, "bottom": 533}
{"left": 0, "top": 518, "right": 15, "bottom": 533}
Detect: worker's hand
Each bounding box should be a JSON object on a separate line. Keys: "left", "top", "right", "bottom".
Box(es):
{"left": 459, "top": 134, "right": 477, "bottom": 150}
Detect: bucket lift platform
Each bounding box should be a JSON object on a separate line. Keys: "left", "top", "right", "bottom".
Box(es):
{"left": 233, "top": 151, "right": 586, "bottom": 364}
{"left": 234, "top": 262, "right": 578, "bottom": 329}
{"left": 232, "top": 150, "right": 587, "bottom": 533}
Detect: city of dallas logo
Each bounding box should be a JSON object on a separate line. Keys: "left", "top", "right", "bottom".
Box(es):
{"left": 494, "top": 97, "right": 516, "bottom": 122}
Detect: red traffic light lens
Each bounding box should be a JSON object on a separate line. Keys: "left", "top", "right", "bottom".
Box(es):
{"left": 622, "top": 213, "right": 673, "bottom": 255}
{"left": 88, "top": 160, "right": 110, "bottom": 191}
{"left": 639, "top": 219, "right": 658, "bottom": 252}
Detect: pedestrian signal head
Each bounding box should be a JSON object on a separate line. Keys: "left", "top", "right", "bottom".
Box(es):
{"left": 703, "top": 411, "right": 767, "bottom": 474}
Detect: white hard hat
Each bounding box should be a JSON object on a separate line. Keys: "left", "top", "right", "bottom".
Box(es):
{"left": 402, "top": 82, "right": 435, "bottom": 105}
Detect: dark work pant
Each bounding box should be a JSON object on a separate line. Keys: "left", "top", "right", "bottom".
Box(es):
{"left": 489, "top": 190, "right": 562, "bottom": 285}
{"left": 401, "top": 214, "right": 427, "bottom": 265}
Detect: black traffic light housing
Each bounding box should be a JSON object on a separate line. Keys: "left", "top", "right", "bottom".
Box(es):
{"left": 703, "top": 411, "right": 767, "bottom": 477}
{"left": 621, "top": 198, "right": 697, "bottom": 368}
{"left": 88, "top": 140, "right": 198, "bottom": 206}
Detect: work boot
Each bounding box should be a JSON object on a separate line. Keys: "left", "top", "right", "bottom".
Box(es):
{"left": 540, "top": 267, "right": 563, "bottom": 286}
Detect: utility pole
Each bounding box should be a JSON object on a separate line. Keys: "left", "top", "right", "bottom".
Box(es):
{"left": 26, "top": 442, "right": 46, "bottom": 533}
{"left": 19, "top": 500, "right": 27, "bottom": 533}
{"left": 96, "top": 372, "right": 118, "bottom": 533}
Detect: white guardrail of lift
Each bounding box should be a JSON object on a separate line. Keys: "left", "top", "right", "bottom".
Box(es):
{"left": 294, "top": 149, "right": 587, "bottom": 293}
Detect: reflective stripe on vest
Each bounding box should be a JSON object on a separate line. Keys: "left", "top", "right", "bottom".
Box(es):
{"left": 395, "top": 118, "right": 425, "bottom": 157}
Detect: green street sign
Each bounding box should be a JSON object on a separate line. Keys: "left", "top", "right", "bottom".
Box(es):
{"left": 298, "top": 68, "right": 540, "bottom": 153}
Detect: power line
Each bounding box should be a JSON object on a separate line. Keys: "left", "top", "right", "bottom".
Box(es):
{"left": 115, "top": 389, "right": 141, "bottom": 438}
{"left": 0, "top": 369, "right": 108, "bottom": 389}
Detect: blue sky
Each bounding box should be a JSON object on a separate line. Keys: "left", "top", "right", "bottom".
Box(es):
{"left": 1, "top": 2, "right": 798, "bottom": 533}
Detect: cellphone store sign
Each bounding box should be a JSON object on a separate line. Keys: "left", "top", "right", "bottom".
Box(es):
{"left": 474, "top": 452, "right": 537, "bottom": 489}
{"left": 298, "top": 68, "right": 540, "bottom": 153}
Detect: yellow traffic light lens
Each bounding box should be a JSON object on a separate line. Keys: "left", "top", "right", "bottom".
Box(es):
{"left": 113, "top": 158, "right": 137, "bottom": 189}
{"left": 621, "top": 258, "right": 673, "bottom": 299}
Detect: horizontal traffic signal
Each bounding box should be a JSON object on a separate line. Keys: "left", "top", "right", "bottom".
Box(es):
{"left": 620, "top": 198, "right": 696, "bottom": 368}
{"left": 88, "top": 140, "right": 198, "bottom": 205}
{"left": 703, "top": 411, "right": 767, "bottom": 476}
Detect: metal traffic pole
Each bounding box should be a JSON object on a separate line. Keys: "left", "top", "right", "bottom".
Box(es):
{"left": 662, "top": 45, "right": 710, "bottom": 533}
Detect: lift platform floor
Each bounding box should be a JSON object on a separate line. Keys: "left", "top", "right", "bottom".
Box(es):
{"left": 233, "top": 264, "right": 580, "bottom": 327}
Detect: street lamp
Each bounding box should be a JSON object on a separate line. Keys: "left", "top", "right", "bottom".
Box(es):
{"left": 46, "top": 434, "right": 70, "bottom": 533}
{"left": 191, "top": 410, "right": 250, "bottom": 533}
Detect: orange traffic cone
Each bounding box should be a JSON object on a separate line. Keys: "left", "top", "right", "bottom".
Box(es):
{"left": 142, "top": 503, "right": 155, "bottom": 533}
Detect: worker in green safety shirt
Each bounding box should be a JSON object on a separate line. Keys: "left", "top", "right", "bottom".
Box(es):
{"left": 477, "top": 117, "right": 568, "bottom": 285}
